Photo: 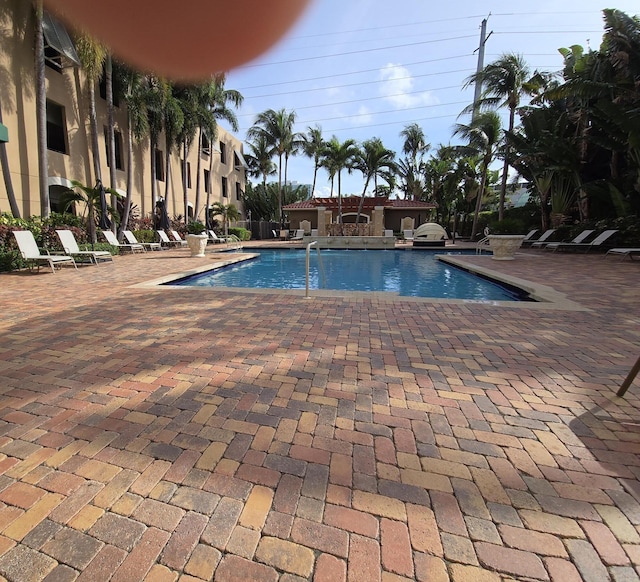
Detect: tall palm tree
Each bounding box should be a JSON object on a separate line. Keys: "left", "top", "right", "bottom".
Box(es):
{"left": 463, "top": 53, "right": 545, "bottom": 220}
{"left": 34, "top": 0, "right": 49, "bottom": 217}
{"left": 105, "top": 53, "right": 118, "bottom": 231}
{"left": 161, "top": 84, "right": 184, "bottom": 219}
{"left": 400, "top": 123, "right": 429, "bottom": 199}
{"left": 454, "top": 111, "right": 502, "bottom": 238}
{"left": 246, "top": 108, "right": 296, "bottom": 226}
{"left": 141, "top": 75, "right": 166, "bottom": 220}
{"left": 321, "top": 136, "right": 359, "bottom": 225}
{"left": 300, "top": 125, "right": 324, "bottom": 197}
{"left": 354, "top": 138, "right": 396, "bottom": 223}
{"left": 245, "top": 133, "right": 276, "bottom": 191}
{"left": 75, "top": 34, "right": 108, "bottom": 185}
{"left": 117, "top": 63, "right": 147, "bottom": 238}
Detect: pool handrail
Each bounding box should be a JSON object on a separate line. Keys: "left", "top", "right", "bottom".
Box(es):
{"left": 305, "top": 241, "right": 325, "bottom": 298}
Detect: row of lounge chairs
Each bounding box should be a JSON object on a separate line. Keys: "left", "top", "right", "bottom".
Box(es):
{"left": 524, "top": 228, "right": 631, "bottom": 254}
{"left": 13, "top": 227, "right": 233, "bottom": 273}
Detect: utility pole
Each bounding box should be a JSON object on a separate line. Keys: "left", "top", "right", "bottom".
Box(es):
{"left": 472, "top": 15, "right": 492, "bottom": 121}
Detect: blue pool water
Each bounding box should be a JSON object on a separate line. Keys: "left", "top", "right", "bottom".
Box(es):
{"left": 170, "top": 249, "right": 529, "bottom": 301}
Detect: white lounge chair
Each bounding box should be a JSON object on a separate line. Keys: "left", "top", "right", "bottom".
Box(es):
{"left": 544, "top": 229, "right": 595, "bottom": 252}
{"left": 102, "top": 229, "right": 144, "bottom": 253}
{"left": 157, "top": 230, "right": 183, "bottom": 248}
{"left": 170, "top": 230, "right": 188, "bottom": 246}
{"left": 552, "top": 229, "right": 619, "bottom": 253}
{"left": 13, "top": 230, "right": 77, "bottom": 273}
{"left": 384, "top": 229, "right": 394, "bottom": 238}
{"left": 123, "top": 230, "right": 161, "bottom": 251}
{"left": 291, "top": 229, "right": 304, "bottom": 241}
{"left": 605, "top": 248, "right": 640, "bottom": 260}
{"left": 403, "top": 229, "right": 414, "bottom": 242}
{"left": 528, "top": 229, "right": 557, "bottom": 248}
{"left": 208, "top": 230, "right": 229, "bottom": 244}
{"left": 56, "top": 229, "right": 113, "bottom": 265}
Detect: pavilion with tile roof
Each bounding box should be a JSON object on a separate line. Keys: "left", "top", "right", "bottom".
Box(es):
{"left": 283, "top": 196, "right": 437, "bottom": 234}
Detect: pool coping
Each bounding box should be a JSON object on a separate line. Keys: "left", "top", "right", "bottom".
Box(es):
{"left": 132, "top": 251, "right": 588, "bottom": 311}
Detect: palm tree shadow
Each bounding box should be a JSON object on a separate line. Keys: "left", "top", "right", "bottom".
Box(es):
{"left": 568, "top": 398, "right": 640, "bottom": 500}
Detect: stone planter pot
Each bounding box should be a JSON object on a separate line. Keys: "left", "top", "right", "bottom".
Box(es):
{"left": 186, "top": 233, "right": 208, "bottom": 257}
{"left": 488, "top": 235, "right": 526, "bottom": 260}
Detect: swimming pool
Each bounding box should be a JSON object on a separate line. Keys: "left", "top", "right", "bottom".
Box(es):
{"left": 169, "top": 249, "right": 531, "bottom": 301}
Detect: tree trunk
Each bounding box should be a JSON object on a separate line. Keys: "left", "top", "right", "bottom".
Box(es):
{"left": 150, "top": 138, "right": 157, "bottom": 227}
{"left": 471, "top": 160, "right": 489, "bottom": 239}
{"left": 118, "top": 114, "right": 134, "bottom": 238}
{"left": 34, "top": 1, "right": 49, "bottom": 217}
{"left": 498, "top": 107, "right": 515, "bottom": 221}
{"left": 194, "top": 129, "right": 203, "bottom": 222}
{"left": 106, "top": 54, "right": 117, "bottom": 231}
{"left": 182, "top": 139, "right": 189, "bottom": 223}
{"left": 277, "top": 152, "right": 283, "bottom": 227}
{"left": 0, "top": 102, "right": 19, "bottom": 217}
{"left": 337, "top": 170, "right": 343, "bottom": 227}
{"left": 355, "top": 174, "right": 370, "bottom": 225}
{"left": 164, "top": 145, "right": 171, "bottom": 217}
{"left": 88, "top": 83, "right": 102, "bottom": 185}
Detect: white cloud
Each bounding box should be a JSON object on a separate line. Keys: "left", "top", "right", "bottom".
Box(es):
{"left": 378, "top": 63, "right": 439, "bottom": 109}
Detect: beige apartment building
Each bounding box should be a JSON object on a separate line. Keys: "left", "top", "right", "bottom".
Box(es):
{"left": 0, "top": 1, "right": 246, "bottom": 224}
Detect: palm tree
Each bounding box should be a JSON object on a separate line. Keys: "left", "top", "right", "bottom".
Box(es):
{"left": 464, "top": 53, "right": 547, "bottom": 220}
{"left": 246, "top": 108, "right": 296, "bottom": 226}
{"left": 454, "top": 111, "right": 502, "bottom": 238}
{"left": 400, "top": 123, "right": 429, "bottom": 199}
{"left": 141, "top": 75, "right": 166, "bottom": 221}
{"left": 321, "top": 136, "right": 359, "bottom": 225}
{"left": 205, "top": 75, "right": 242, "bottom": 222}
{"left": 34, "top": 0, "right": 49, "bottom": 217}
{"left": 209, "top": 202, "right": 240, "bottom": 237}
{"left": 245, "top": 133, "right": 276, "bottom": 191}
{"left": 354, "top": 138, "right": 396, "bottom": 223}
{"left": 300, "top": 125, "right": 324, "bottom": 197}
{"left": 60, "top": 180, "right": 120, "bottom": 244}
{"left": 75, "top": 34, "right": 108, "bottom": 186}
{"left": 161, "top": 84, "right": 184, "bottom": 219}
{"left": 117, "top": 64, "right": 147, "bottom": 238}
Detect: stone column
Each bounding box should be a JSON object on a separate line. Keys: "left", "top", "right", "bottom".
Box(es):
{"left": 372, "top": 206, "right": 384, "bottom": 236}
{"left": 317, "top": 207, "right": 326, "bottom": 236}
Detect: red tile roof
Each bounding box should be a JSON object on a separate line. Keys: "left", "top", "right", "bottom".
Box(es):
{"left": 284, "top": 196, "right": 436, "bottom": 210}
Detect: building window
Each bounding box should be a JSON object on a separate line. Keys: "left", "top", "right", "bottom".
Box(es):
{"left": 235, "top": 182, "right": 242, "bottom": 200}
{"left": 46, "top": 100, "right": 68, "bottom": 154}
{"left": 155, "top": 150, "right": 164, "bottom": 181}
{"left": 204, "top": 169, "right": 211, "bottom": 193}
{"left": 219, "top": 141, "right": 226, "bottom": 164}
{"left": 99, "top": 66, "right": 121, "bottom": 107}
{"left": 104, "top": 128, "right": 124, "bottom": 170}
{"left": 222, "top": 176, "right": 228, "bottom": 198}
{"left": 181, "top": 160, "right": 192, "bottom": 188}
{"left": 202, "top": 133, "right": 210, "bottom": 155}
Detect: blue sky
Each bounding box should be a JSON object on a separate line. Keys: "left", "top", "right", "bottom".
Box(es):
{"left": 224, "top": 1, "right": 639, "bottom": 197}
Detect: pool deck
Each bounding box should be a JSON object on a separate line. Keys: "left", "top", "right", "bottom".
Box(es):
{"left": 0, "top": 240, "right": 639, "bottom": 581}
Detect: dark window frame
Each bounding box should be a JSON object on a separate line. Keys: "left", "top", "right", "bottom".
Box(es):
{"left": 46, "top": 100, "right": 68, "bottom": 154}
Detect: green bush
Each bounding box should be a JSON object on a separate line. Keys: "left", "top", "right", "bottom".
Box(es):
{"left": 187, "top": 220, "right": 206, "bottom": 235}
{"left": 132, "top": 229, "right": 157, "bottom": 244}
{"left": 228, "top": 227, "right": 250, "bottom": 241}
{"left": 488, "top": 218, "right": 526, "bottom": 234}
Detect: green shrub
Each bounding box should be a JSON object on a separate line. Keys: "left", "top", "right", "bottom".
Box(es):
{"left": 187, "top": 220, "right": 206, "bottom": 235}
{"left": 132, "top": 229, "right": 157, "bottom": 244}
{"left": 0, "top": 249, "right": 26, "bottom": 272}
{"left": 488, "top": 218, "right": 526, "bottom": 234}
{"left": 229, "top": 227, "right": 250, "bottom": 241}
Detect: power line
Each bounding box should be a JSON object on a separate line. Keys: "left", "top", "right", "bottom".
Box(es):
{"left": 237, "top": 34, "right": 478, "bottom": 69}
{"left": 239, "top": 72, "right": 473, "bottom": 101}
{"left": 234, "top": 55, "right": 472, "bottom": 90}
{"left": 296, "top": 100, "right": 469, "bottom": 126}
{"left": 237, "top": 84, "right": 470, "bottom": 118}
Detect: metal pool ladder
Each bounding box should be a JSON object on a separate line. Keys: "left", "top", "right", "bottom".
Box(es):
{"left": 305, "top": 241, "right": 326, "bottom": 298}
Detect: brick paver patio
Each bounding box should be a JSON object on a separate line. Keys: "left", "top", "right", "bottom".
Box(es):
{"left": 0, "top": 243, "right": 638, "bottom": 581}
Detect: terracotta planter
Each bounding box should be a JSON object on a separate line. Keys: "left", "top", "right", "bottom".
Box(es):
{"left": 186, "top": 233, "right": 208, "bottom": 257}
{"left": 488, "top": 235, "right": 526, "bottom": 260}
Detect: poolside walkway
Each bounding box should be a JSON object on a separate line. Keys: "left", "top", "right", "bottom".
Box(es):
{"left": 0, "top": 243, "right": 639, "bottom": 581}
